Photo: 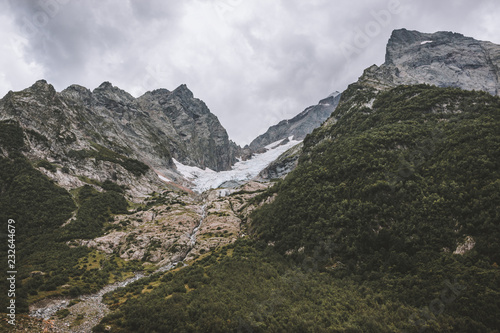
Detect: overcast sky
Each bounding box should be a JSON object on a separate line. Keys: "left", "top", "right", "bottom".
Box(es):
{"left": 1, "top": 0, "right": 499, "bottom": 144}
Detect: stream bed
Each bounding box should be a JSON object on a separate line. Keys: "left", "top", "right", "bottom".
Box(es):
{"left": 29, "top": 202, "right": 207, "bottom": 332}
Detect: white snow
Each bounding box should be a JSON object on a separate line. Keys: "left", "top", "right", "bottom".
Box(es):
{"left": 174, "top": 137, "right": 301, "bottom": 193}
{"left": 421, "top": 40, "right": 433, "bottom": 45}
{"left": 157, "top": 174, "right": 171, "bottom": 182}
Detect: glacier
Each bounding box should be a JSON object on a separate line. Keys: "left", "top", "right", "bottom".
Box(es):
{"left": 174, "top": 137, "right": 301, "bottom": 193}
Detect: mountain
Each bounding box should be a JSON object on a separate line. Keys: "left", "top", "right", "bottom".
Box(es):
{"left": 136, "top": 84, "right": 241, "bottom": 171}
{"left": 247, "top": 91, "right": 342, "bottom": 151}
{"left": 97, "top": 85, "right": 500, "bottom": 333}
{"left": 93, "top": 30, "right": 500, "bottom": 332}
{"left": 250, "top": 27, "right": 500, "bottom": 176}
{"left": 360, "top": 29, "right": 500, "bottom": 94}
{"left": 0, "top": 117, "right": 264, "bottom": 326}
{"left": 3, "top": 29, "right": 500, "bottom": 332}
{"left": 0, "top": 80, "right": 240, "bottom": 196}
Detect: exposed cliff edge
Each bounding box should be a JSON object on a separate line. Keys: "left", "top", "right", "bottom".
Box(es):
{"left": 360, "top": 29, "right": 500, "bottom": 95}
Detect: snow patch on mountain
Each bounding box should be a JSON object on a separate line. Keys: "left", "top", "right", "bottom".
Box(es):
{"left": 157, "top": 174, "right": 171, "bottom": 183}
{"left": 175, "top": 137, "right": 301, "bottom": 192}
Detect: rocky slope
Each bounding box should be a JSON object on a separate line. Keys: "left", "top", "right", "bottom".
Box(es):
{"left": 247, "top": 91, "right": 341, "bottom": 152}
{"left": 136, "top": 85, "right": 240, "bottom": 171}
{"left": 18, "top": 181, "right": 272, "bottom": 333}
{"left": 360, "top": 29, "right": 500, "bottom": 94}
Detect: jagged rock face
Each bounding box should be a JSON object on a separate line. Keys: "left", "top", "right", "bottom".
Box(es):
{"left": 137, "top": 85, "right": 239, "bottom": 171}
{"left": 0, "top": 81, "right": 239, "bottom": 195}
{"left": 361, "top": 29, "right": 500, "bottom": 95}
{"left": 248, "top": 92, "right": 341, "bottom": 151}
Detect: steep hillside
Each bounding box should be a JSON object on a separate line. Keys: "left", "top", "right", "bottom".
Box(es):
{"left": 136, "top": 84, "right": 241, "bottom": 171}
{"left": 254, "top": 84, "right": 500, "bottom": 260}
{"left": 250, "top": 85, "right": 500, "bottom": 330}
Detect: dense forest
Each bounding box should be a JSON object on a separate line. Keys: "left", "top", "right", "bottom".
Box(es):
{"left": 97, "top": 85, "right": 500, "bottom": 332}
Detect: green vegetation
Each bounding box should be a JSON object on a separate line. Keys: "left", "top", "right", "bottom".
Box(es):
{"left": 60, "top": 185, "right": 128, "bottom": 240}
{"left": 253, "top": 85, "right": 500, "bottom": 264}
{"left": 101, "top": 179, "right": 126, "bottom": 194}
{"left": 55, "top": 308, "right": 70, "bottom": 319}
{"left": 96, "top": 85, "right": 500, "bottom": 332}
{"left": 25, "top": 128, "right": 49, "bottom": 145}
{"left": 35, "top": 159, "right": 57, "bottom": 172}
{"left": 0, "top": 122, "right": 142, "bottom": 311}
{"left": 0, "top": 119, "right": 25, "bottom": 152}
{"left": 68, "top": 142, "right": 149, "bottom": 176}
{"left": 97, "top": 241, "right": 416, "bottom": 332}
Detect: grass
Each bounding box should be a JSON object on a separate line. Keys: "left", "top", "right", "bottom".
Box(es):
{"left": 71, "top": 314, "right": 85, "bottom": 328}
{"left": 76, "top": 175, "right": 102, "bottom": 186}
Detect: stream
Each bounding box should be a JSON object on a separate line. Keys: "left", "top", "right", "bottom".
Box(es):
{"left": 29, "top": 202, "right": 207, "bottom": 332}
{"left": 189, "top": 204, "right": 207, "bottom": 246}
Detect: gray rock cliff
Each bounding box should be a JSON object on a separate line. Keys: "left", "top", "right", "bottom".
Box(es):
{"left": 360, "top": 29, "right": 500, "bottom": 95}
{"left": 137, "top": 84, "right": 238, "bottom": 171}
{"left": 0, "top": 80, "right": 240, "bottom": 196}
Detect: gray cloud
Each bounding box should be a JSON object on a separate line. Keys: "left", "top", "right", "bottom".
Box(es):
{"left": 2, "top": 0, "right": 500, "bottom": 144}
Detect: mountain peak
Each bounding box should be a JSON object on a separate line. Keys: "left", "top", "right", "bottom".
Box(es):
{"left": 92, "top": 81, "right": 136, "bottom": 103}
{"left": 388, "top": 28, "right": 464, "bottom": 44}
{"left": 27, "top": 79, "right": 56, "bottom": 98}
{"left": 172, "top": 84, "right": 194, "bottom": 99}
{"left": 61, "top": 84, "right": 92, "bottom": 104}
{"left": 97, "top": 81, "right": 114, "bottom": 90}
{"left": 30, "top": 79, "right": 52, "bottom": 89}
{"left": 385, "top": 29, "right": 474, "bottom": 65}
{"left": 150, "top": 88, "right": 171, "bottom": 95}
{"left": 63, "top": 84, "right": 91, "bottom": 94}
{"left": 360, "top": 29, "right": 500, "bottom": 95}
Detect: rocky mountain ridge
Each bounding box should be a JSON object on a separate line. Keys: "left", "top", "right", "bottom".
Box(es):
{"left": 359, "top": 29, "right": 500, "bottom": 94}
{"left": 0, "top": 80, "right": 240, "bottom": 197}
{"left": 306, "top": 29, "right": 500, "bottom": 151}
{"left": 247, "top": 91, "right": 341, "bottom": 152}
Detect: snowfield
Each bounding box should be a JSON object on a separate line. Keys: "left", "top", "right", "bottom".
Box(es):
{"left": 157, "top": 174, "right": 171, "bottom": 182}
{"left": 174, "top": 137, "right": 301, "bottom": 193}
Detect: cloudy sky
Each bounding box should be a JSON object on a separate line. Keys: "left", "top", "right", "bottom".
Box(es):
{"left": 1, "top": 0, "right": 499, "bottom": 144}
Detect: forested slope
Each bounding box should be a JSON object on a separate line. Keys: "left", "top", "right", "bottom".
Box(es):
{"left": 97, "top": 85, "right": 500, "bottom": 332}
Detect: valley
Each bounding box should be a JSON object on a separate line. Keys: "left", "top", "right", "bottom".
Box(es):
{"left": 3, "top": 168, "right": 276, "bottom": 332}
{"left": 1, "top": 28, "right": 500, "bottom": 332}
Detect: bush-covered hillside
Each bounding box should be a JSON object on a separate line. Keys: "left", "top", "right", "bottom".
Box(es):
{"left": 0, "top": 121, "right": 140, "bottom": 311}
{"left": 253, "top": 85, "right": 500, "bottom": 265}
{"left": 97, "top": 85, "right": 500, "bottom": 332}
